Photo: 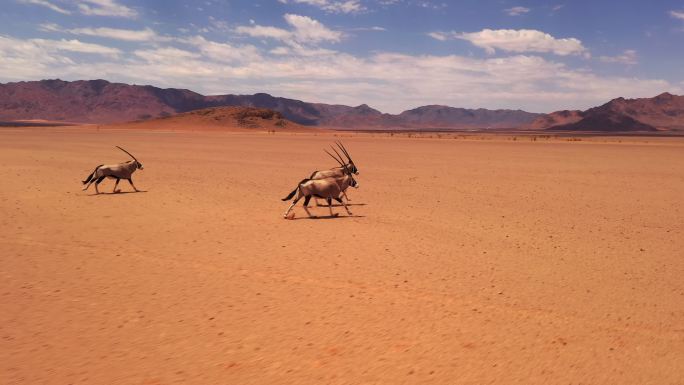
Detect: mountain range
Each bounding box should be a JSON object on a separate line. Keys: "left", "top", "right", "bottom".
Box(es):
{"left": 0, "top": 79, "right": 540, "bottom": 129}
{"left": 1, "top": 79, "right": 683, "bottom": 132}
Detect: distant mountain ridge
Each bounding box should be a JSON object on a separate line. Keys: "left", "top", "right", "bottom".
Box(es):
{"left": 530, "top": 92, "right": 684, "bottom": 132}
{"left": 0, "top": 79, "right": 541, "bottom": 129}
{"left": 397, "top": 105, "right": 539, "bottom": 129}
{"left": 1, "top": 79, "right": 682, "bottom": 132}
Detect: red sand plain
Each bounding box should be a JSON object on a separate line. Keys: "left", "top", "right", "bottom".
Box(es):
{"left": 1, "top": 126, "right": 683, "bottom": 384}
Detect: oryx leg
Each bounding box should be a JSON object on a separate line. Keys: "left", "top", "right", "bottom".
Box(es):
{"left": 342, "top": 190, "right": 351, "bottom": 202}
{"left": 302, "top": 197, "right": 314, "bottom": 218}
{"left": 335, "top": 197, "right": 352, "bottom": 216}
{"left": 112, "top": 178, "right": 120, "bottom": 193}
{"left": 127, "top": 178, "right": 139, "bottom": 192}
{"left": 284, "top": 193, "right": 303, "bottom": 218}
{"left": 327, "top": 197, "right": 338, "bottom": 217}
{"left": 83, "top": 178, "right": 95, "bottom": 191}
{"left": 94, "top": 176, "right": 106, "bottom": 194}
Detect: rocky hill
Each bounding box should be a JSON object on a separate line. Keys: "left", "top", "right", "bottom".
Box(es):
{"left": 114, "top": 106, "right": 303, "bottom": 131}
{"left": 532, "top": 93, "right": 684, "bottom": 132}
{"left": 527, "top": 110, "right": 584, "bottom": 130}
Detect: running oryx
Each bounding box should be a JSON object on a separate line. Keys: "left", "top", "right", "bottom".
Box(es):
{"left": 309, "top": 141, "right": 358, "bottom": 205}
{"left": 282, "top": 154, "right": 359, "bottom": 218}
{"left": 82, "top": 146, "right": 144, "bottom": 194}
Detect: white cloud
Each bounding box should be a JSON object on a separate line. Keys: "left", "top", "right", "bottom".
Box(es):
{"left": 0, "top": 35, "right": 120, "bottom": 79}
{"left": 235, "top": 14, "right": 343, "bottom": 45}
{"left": 270, "top": 46, "right": 292, "bottom": 55}
{"left": 670, "top": 10, "right": 684, "bottom": 20}
{"left": 133, "top": 47, "right": 199, "bottom": 62}
{"left": 599, "top": 50, "right": 637, "bottom": 65}
{"left": 351, "top": 26, "right": 387, "bottom": 32}
{"left": 207, "top": 16, "right": 232, "bottom": 33}
{"left": 504, "top": 6, "right": 530, "bottom": 16}
{"left": 234, "top": 24, "right": 292, "bottom": 40}
{"left": 17, "top": 0, "right": 71, "bottom": 14}
{"left": 427, "top": 31, "right": 448, "bottom": 41}
{"left": 416, "top": 1, "right": 447, "bottom": 9}
{"left": 38, "top": 23, "right": 62, "bottom": 32}
{"left": 277, "top": 0, "right": 364, "bottom": 14}
{"left": 179, "top": 36, "right": 262, "bottom": 63}
{"left": 33, "top": 38, "right": 121, "bottom": 56}
{"left": 20, "top": 0, "right": 137, "bottom": 18}
{"left": 77, "top": 0, "right": 137, "bottom": 18}
{"left": 434, "top": 29, "right": 586, "bottom": 56}
{"left": 0, "top": 35, "right": 75, "bottom": 79}
{"left": 43, "top": 25, "right": 164, "bottom": 42}
{"left": 284, "top": 14, "right": 343, "bottom": 43}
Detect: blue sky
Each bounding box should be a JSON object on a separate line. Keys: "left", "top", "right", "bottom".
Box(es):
{"left": 1, "top": 0, "right": 683, "bottom": 113}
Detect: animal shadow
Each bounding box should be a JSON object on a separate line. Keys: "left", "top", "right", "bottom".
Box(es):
{"left": 87, "top": 190, "right": 147, "bottom": 196}
{"left": 315, "top": 202, "right": 367, "bottom": 207}
{"left": 293, "top": 214, "right": 365, "bottom": 220}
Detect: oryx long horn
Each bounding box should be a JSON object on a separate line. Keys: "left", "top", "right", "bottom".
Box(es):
{"left": 330, "top": 146, "right": 347, "bottom": 166}
{"left": 330, "top": 146, "right": 352, "bottom": 174}
{"left": 116, "top": 146, "right": 138, "bottom": 162}
{"left": 324, "top": 148, "right": 345, "bottom": 167}
{"left": 336, "top": 141, "right": 353, "bottom": 163}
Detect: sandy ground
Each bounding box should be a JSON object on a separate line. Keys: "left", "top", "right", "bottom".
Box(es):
{"left": 1, "top": 127, "right": 683, "bottom": 384}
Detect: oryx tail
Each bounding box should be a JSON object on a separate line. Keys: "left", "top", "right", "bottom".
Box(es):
{"left": 82, "top": 164, "right": 104, "bottom": 184}
{"left": 282, "top": 179, "right": 310, "bottom": 201}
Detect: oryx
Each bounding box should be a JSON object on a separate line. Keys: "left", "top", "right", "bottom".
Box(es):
{"left": 82, "top": 146, "right": 144, "bottom": 194}
{"left": 309, "top": 141, "right": 358, "bottom": 205}
{"left": 282, "top": 155, "right": 358, "bottom": 218}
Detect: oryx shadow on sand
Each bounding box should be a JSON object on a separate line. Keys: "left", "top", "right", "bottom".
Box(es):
{"left": 292, "top": 200, "right": 368, "bottom": 220}
{"left": 86, "top": 190, "right": 147, "bottom": 196}
{"left": 315, "top": 202, "right": 367, "bottom": 207}
{"left": 291, "top": 214, "right": 366, "bottom": 220}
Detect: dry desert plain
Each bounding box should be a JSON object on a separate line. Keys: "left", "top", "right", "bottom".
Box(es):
{"left": 1, "top": 126, "right": 683, "bottom": 384}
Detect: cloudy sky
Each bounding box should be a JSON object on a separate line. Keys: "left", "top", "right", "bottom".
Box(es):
{"left": 1, "top": 0, "right": 683, "bottom": 113}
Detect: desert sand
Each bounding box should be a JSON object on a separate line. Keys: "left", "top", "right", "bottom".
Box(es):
{"left": 1, "top": 126, "right": 683, "bottom": 384}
